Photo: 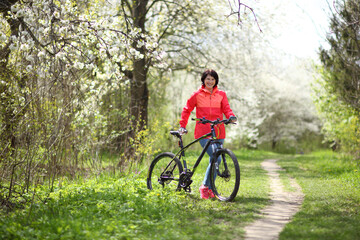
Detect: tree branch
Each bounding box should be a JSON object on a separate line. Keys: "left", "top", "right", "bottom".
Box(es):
{"left": 227, "top": 0, "right": 262, "bottom": 32}
{"left": 332, "top": 0, "right": 360, "bottom": 28}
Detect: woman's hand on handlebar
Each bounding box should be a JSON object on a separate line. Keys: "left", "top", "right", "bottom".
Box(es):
{"left": 178, "top": 127, "right": 188, "bottom": 135}
{"left": 229, "top": 116, "right": 237, "bottom": 123}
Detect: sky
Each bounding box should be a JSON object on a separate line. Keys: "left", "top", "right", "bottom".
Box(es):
{"left": 258, "top": 0, "right": 332, "bottom": 59}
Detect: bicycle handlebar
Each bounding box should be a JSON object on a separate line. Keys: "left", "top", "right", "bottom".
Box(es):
{"left": 191, "top": 117, "right": 236, "bottom": 125}
{"left": 170, "top": 117, "right": 235, "bottom": 140}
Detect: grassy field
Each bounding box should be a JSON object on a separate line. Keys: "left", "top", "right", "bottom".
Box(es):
{"left": 0, "top": 150, "right": 273, "bottom": 240}
{"left": 1, "top": 150, "right": 359, "bottom": 240}
{"left": 278, "top": 151, "right": 360, "bottom": 240}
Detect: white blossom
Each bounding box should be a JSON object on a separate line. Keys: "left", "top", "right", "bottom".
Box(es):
{"left": 9, "top": 43, "right": 17, "bottom": 51}
{"left": 16, "top": 9, "right": 25, "bottom": 18}
{"left": 11, "top": 5, "right": 19, "bottom": 13}
{"left": 54, "top": 11, "right": 60, "bottom": 18}
{"left": 25, "top": 55, "right": 34, "bottom": 62}
{"left": 129, "top": 48, "right": 137, "bottom": 55}
{"left": 59, "top": 27, "right": 67, "bottom": 34}
{"left": 137, "top": 41, "right": 144, "bottom": 48}
{"left": 74, "top": 62, "right": 85, "bottom": 69}
{"left": 119, "top": 55, "right": 125, "bottom": 61}
{"left": 26, "top": 65, "right": 33, "bottom": 71}
{"left": 38, "top": 51, "right": 45, "bottom": 59}
{"left": 56, "top": 52, "right": 66, "bottom": 60}
{"left": 20, "top": 44, "right": 30, "bottom": 51}
{"left": 109, "top": 47, "right": 119, "bottom": 55}
{"left": 152, "top": 50, "right": 159, "bottom": 57}
{"left": 0, "top": 33, "right": 6, "bottom": 42}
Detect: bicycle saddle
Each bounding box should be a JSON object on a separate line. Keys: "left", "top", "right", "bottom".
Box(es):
{"left": 170, "top": 131, "right": 181, "bottom": 138}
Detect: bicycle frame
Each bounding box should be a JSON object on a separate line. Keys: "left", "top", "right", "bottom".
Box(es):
{"left": 173, "top": 121, "right": 225, "bottom": 176}
{"left": 175, "top": 133, "right": 222, "bottom": 173}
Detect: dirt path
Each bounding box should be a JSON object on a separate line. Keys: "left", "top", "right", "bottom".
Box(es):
{"left": 244, "top": 159, "right": 304, "bottom": 240}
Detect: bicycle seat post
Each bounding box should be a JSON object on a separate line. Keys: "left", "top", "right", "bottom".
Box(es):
{"left": 177, "top": 135, "right": 184, "bottom": 154}
{"left": 178, "top": 135, "right": 188, "bottom": 170}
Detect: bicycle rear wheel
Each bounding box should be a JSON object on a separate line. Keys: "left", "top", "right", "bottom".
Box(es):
{"left": 210, "top": 149, "right": 240, "bottom": 202}
{"left": 147, "top": 152, "right": 183, "bottom": 191}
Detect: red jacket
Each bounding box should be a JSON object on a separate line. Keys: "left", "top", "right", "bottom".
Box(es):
{"left": 179, "top": 85, "right": 235, "bottom": 139}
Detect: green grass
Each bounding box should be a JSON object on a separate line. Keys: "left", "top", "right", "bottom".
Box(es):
{"left": 0, "top": 149, "right": 274, "bottom": 240}
{"left": 278, "top": 151, "right": 360, "bottom": 240}
{"left": 4, "top": 149, "right": 357, "bottom": 239}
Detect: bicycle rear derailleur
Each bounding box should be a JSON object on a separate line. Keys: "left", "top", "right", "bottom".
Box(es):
{"left": 179, "top": 169, "right": 193, "bottom": 192}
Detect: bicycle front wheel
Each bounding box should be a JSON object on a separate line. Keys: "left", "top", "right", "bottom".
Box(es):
{"left": 147, "top": 152, "right": 183, "bottom": 191}
{"left": 210, "top": 149, "right": 240, "bottom": 202}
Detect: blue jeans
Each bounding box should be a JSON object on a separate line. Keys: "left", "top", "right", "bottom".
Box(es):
{"left": 199, "top": 138, "right": 224, "bottom": 190}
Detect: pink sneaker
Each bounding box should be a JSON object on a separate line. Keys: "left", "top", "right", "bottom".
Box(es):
{"left": 208, "top": 189, "right": 215, "bottom": 198}
{"left": 199, "top": 185, "right": 209, "bottom": 199}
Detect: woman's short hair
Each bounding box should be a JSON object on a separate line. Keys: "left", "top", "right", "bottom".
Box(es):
{"left": 201, "top": 69, "right": 219, "bottom": 87}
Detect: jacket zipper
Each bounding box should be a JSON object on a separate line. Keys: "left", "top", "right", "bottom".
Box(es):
{"left": 209, "top": 92, "right": 212, "bottom": 118}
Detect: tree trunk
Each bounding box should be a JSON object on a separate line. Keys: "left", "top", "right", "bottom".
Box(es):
{"left": 271, "top": 139, "right": 277, "bottom": 150}
{"left": 121, "top": 0, "right": 149, "bottom": 162}
{"left": 130, "top": 0, "right": 149, "bottom": 131}
{"left": 130, "top": 60, "right": 149, "bottom": 131}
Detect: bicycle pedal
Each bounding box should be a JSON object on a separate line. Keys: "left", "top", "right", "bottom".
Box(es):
{"left": 184, "top": 185, "right": 192, "bottom": 193}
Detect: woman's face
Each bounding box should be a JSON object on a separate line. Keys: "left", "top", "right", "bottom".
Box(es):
{"left": 204, "top": 75, "right": 216, "bottom": 91}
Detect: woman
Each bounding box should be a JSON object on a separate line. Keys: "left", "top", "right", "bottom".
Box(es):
{"left": 179, "top": 69, "right": 237, "bottom": 199}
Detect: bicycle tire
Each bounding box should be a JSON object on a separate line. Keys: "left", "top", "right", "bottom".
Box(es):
{"left": 210, "top": 149, "right": 240, "bottom": 202}
{"left": 147, "top": 152, "right": 183, "bottom": 191}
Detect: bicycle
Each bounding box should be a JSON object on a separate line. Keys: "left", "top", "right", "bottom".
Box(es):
{"left": 147, "top": 117, "right": 240, "bottom": 202}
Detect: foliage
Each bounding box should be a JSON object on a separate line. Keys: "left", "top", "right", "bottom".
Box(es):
{"left": 313, "top": 67, "right": 360, "bottom": 158}
{"left": 278, "top": 151, "right": 360, "bottom": 240}
{"left": 0, "top": 0, "right": 144, "bottom": 208}
{"left": 314, "top": 0, "right": 360, "bottom": 160}
{"left": 121, "top": 120, "right": 173, "bottom": 167}
{"left": 319, "top": 0, "right": 360, "bottom": 113}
